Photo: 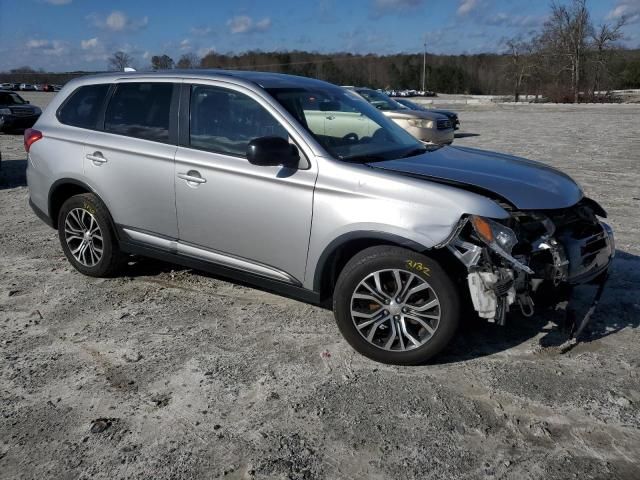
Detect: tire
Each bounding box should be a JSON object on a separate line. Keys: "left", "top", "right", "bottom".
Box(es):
{"left": 333, "top": 246, "right": 460, "bottom": 365}
{"left": 57, "top": 193, "right": 124, "bottom": 277}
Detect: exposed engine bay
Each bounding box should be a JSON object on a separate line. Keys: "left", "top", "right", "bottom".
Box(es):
{"left": 444, "top": 198, "right": 615, "bottom": 332}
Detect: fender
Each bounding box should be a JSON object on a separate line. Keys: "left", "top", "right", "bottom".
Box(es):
{"left": 312, "top": 230, "right": 428, "bottom": 292}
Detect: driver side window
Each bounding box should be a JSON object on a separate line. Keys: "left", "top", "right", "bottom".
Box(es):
{"left": 189, "top": 85, "right": 289, "bottom": 157}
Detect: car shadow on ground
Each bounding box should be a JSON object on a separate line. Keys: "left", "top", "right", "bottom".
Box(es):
{"left": 455, "top": 132, "right": 480, "bottom": 139}
{"left": 0, "top": 158, "right": 27, "bottom": 190}
{"left": 436, "top": 250, "right": 640, "bottom": 364}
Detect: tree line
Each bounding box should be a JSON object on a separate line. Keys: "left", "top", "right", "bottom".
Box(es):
{"left": 2, "top": 1, "right": 638, "bottom": 102}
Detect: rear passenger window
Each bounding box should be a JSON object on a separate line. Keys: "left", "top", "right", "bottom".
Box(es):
{"left": 189, "top": 85, "right": 288, "bottom": 157}
{"left": 57, "top": 84, "right": 109, "bottom": 129}
{"left": 105, "top": 83, "right": 173, "bottom": 143}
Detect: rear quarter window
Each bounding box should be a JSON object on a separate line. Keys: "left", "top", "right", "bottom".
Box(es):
{"left": 57, "top": 84, "right": 110, "bottom": 129}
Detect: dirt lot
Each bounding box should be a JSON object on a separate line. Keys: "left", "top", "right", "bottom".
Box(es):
{"left": 1, "top": 92, "right": 639, "bottom": 480}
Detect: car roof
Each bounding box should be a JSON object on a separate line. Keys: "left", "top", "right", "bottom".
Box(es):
{"left": 72, "top": 69, "right": 337, "bottom": 90}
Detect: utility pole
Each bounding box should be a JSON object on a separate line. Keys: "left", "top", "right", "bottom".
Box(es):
{"left": 422, "top": 38, "right": 427, "bottom": 92}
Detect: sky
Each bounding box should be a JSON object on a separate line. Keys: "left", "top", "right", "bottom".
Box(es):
{"left": 0, "top": 0, "right": 638, "bottom": 72}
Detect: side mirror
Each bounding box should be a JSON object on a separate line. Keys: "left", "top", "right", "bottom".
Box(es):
{"left": 25, "top": 101, "right": 30, "bottom": 104}
{"left": 247, "top": 136, "right": 299, "bottom": 168}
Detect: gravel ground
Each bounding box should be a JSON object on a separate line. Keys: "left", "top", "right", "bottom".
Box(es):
{"left": 1, "top": 92, "right": 639, "bottom": 480}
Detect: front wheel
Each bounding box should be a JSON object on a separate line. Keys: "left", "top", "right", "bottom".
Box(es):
{"left": 333, "top": 246, "right": 460, "bottom": 365}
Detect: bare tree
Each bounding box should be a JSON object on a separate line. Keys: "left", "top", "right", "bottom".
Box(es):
{"left": 176, "top": 53, "right": 200, "bottom": 69}
{"left": 505, "top": 37, "right": 534, "bottom": 102}
{"left": 542, "top": 0, "right": 593, "bottom": 103}
{"left": 590, "top": 16, "right": 627, "bottom": 95}
{"left": 108, "top": 51, "right": 134, "bottom": 71}
{"left": 151, "top": 54, "right": 174, "bottom": 70}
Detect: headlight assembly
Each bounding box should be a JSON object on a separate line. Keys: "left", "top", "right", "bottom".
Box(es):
{"left": 469, "top": 215, "right": 533, "bottom": 274}
{"left": 0, "top": 108, "right": 11, "bottom": 115}
{"left": 407, "top": 118, "right": 434, "bottom": 129}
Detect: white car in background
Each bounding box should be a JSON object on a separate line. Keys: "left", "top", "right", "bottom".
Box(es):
{"left": 345, "top": 87, "right": 454, "bottom": 145}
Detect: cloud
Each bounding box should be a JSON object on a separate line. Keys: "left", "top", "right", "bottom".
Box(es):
{"left": 25, "top": 39, "right": 69, "bottom": 56}
{"left": 191, "top": 25, "right": 214, "bottom": 36}
{"left": 606, "top": 1, "right": 640, "bottom": 24}
{"left": 371, "top": 0, "right": 423, "bottom": 17}
{"left": 484, "top": 13, "right": 544, "bottom": 28}
{"left": 457, "top": 0, "right": 480, "bottom": 16}
{"left": 43, "top": 0, "right": 72, "bottom": 4}
{"left": 88, "top": 11, "right": 149, "bottom": 32}
{"left": 226, "top": 15, "right": 272, "bottom": 34}
{"left": 81, "top": 37, "right": 99, "bottom": 50}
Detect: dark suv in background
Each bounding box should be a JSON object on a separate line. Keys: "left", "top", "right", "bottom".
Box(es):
{"left": 0, "top": 90, "right": 42, "bottom": 132}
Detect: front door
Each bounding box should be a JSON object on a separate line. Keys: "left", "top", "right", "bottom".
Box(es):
{"left": 174, "top": 83, "right": 316, "bottom": 284}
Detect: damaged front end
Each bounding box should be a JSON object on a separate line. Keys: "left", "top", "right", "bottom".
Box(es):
{"left": 444, "top": 198, "right": 615, "bottom": 334}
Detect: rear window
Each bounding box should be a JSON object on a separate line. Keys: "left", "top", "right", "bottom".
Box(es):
{"left": 57, "top": 84, "right": 110, "bottom": 129}
{"left": 104, "top": 83, "right": 173, "bottom": 143}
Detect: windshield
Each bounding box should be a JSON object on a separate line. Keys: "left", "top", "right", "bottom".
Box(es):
{"left": 0, "top": 92, "right": 27, "bottom": 105}
{"left": 266, "top": 86, "right": 423, "bottom": 162}
{"left": 355, "top": 89, "right": 406, "bottom": 111}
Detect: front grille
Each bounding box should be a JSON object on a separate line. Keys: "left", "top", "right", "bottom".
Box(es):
{"left": 436, "top": 119, "right": 452, "bottom": 130}
{"left": 10, "top": 108, "right": 34, "bottom": 117}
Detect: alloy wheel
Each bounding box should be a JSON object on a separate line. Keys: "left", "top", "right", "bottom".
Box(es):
{"left": 350, "top": 269, "right": 441, "bottom": 351}
{"left": 64, "top": 208, "right": 104, "bottom": 267}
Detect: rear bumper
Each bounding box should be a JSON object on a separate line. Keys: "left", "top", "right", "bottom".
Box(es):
{"left": 29, "top": 197, "right": 54, "bottom": 228}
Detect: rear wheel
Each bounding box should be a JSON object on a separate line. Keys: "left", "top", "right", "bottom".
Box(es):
{"left": 57, "top": 193, "right": 124, "bottom": 277}
{"left": 333, "top": 246, "right": 460, "bottom": 365}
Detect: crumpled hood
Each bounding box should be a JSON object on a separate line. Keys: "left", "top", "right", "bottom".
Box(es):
{"left": 368, "top": 145, "right": 583, "bottom": 210}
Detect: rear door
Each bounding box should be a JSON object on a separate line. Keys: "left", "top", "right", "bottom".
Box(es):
{"left": 83, "top": 80, "right": 180, "bottom": 238}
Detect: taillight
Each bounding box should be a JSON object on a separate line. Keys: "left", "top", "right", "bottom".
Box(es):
{"left": 24, "top": 128, "right": 43, "bottom": 153}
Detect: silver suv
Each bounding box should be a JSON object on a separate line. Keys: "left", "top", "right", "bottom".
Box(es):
{"left": 27, "top": 70, "right": 614, "bottom": 364}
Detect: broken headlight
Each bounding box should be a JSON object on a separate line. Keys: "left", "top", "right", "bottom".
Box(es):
{"left": 469, "top": 215, "right": 534, "bottom": 274}
{"left": 470, "top": 216, "right": 517, "bottom": 253}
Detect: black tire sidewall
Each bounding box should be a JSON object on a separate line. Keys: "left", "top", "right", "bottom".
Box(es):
{"left": 57, "top": 193, "right": 120, "bottom": 277}
{"left": 333, "top": 247, "right": 460, "bottom": 365}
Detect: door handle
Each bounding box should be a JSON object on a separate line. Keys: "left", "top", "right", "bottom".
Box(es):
{"left": 326, "top": 115, "right": 335, "bottom": 120}
{"left": 177, "top": 171, "right": 207, "bottom": 184}
{"left": 86, "top": 152, "right": 107, "bottom": 165}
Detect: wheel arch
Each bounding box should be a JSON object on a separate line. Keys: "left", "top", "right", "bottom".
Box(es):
{"left": 313, "top": 231, "right": 467, "bottom": 304}
{"left": 314, "top": 232, "right": 425, "bottom": 303}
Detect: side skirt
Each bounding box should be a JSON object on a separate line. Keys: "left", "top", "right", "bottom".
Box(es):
{"left": 119, "top": 240, "right": 324, "bottom": 308}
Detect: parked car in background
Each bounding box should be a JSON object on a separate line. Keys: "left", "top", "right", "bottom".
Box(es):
{"left": 0, "top": 83, "right": 13, "bottom": 90}
{"left": 19, "top": 84, "right": 37, "bottom": 91}
{"left": 26, "top": 70, "right": 614, "bottom": 365}
{"left": 395, "top": 98, "right": 460, "bottom": 130}
{"left": 346, "top": 87, "right": 454, "bottom": 145}
{"left": 0, "top": 90, "right": 42, "bottom": 132}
